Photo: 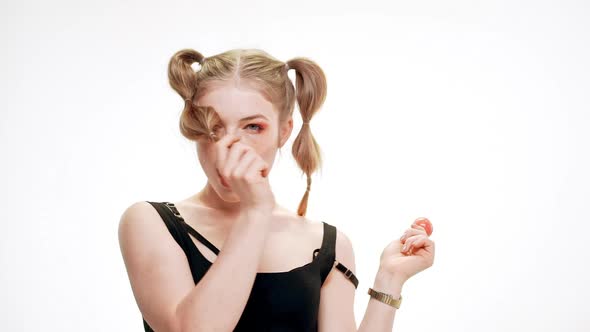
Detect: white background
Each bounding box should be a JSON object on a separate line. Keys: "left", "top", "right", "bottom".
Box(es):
{"left": 1, "top": 0, "right": 589, "bottom": 331}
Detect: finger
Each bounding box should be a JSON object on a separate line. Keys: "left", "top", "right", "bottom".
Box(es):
{"left": 400, "top": 228, "right": 423, "bottom": 243}
{"left": 414, "top": 217, "right": 433, "bottom": 236}
{"left": 223, "top": 142, "right": 251, "bottom": 180}
{"left": 412, "top": 236, "right": 434, "bottom": 248}
{"left": 216, "top": 134, "right": 241, "bottom": 172}
{"left": 401, "top": 234, "right": 428, "bottom": 254}
{"left": 245, "top": 158, "right": 269, "bottom": 181}
{"left": 411, "top": 223, "right": 428, "bottom": 235}
{"left": 231, "top": 150, "right": 258, "bottom": 179}
{"left": 408, "top": 237, "right": 435, "bottom": 255}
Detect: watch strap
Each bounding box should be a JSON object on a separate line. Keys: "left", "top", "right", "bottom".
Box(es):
{"left": 367, "top": 287, "right": 402, "bottom": 309}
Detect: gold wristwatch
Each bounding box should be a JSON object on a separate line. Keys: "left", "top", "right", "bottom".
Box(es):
{"left": 368, "top": 288, "right": 402, "bottom": 309}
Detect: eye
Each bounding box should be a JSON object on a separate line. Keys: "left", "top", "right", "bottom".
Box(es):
{"left": 244, "top": 123, "right": 265, "bottom": 132}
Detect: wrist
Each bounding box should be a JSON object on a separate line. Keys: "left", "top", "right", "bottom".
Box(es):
{"left": 372, "top": 268, "right": 406, "bottom": 295}
{"left": 240, "top": 207, "right": 273, "bottom": 222}
{"left": 241, "top": 200, "right": 275, "bottom": 215}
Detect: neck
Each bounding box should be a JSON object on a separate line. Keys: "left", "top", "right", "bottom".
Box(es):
{"left": 194, "top": 182, "right": 243, "bottom": 215}
{"left": 192, "top": 182, "right": 284, "bottom": 218}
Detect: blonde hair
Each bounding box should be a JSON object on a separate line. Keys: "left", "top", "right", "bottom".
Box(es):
{"left": 167, "top": 48, "right": 327, "bottom": 217}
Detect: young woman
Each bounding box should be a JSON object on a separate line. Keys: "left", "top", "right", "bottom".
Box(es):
{"left": 118, "top": 48, "right": 435, "bottom": 331}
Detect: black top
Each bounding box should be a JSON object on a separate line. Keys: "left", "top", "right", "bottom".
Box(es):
{"left": 142, "top": 201, "right": 358, "bottom": 332}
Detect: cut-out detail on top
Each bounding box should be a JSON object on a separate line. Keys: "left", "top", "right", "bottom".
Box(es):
{"left": 158, "top": 201, "right": 359, "bottom": 287}
{"left": 183, "top": 219, "right": 323, "bottom": 275}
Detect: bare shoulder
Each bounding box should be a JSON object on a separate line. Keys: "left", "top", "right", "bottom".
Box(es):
{"left": 302, "top": 217, "right": 325, "bottom": 241}
{"left": 316, "top": 222, "right": 358, "bottom": 330}
{"left": 117, "top": 201, "right": 195, "bottom": 332}
{"left": 118, "top": 200, "right": 179, "bottom": 274}
{"left": 333, "top": 224, "right": 356, "bottom": 273}
{"left": 118, "top": 201, "right": 165, "bottom": 247}
{"left": 118, "top": 200, "right": 186, "bottom": 267}
{"left": 118, "top": 201, "right": 156, "bottom": 228}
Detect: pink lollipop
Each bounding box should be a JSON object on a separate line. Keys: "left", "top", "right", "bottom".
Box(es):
{"left": 413, "top": 217, "right": 433, "bottom": 236}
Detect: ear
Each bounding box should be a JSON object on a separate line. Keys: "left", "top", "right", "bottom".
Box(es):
{"left": 278, "top": 116, "right": 293, "bottom": 148}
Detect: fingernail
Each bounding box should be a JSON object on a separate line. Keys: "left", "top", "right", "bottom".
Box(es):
{"left": 402, "top": 244, "right": 407, "bottom": 251}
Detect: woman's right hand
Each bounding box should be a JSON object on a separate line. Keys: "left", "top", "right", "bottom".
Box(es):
{"left": 215, "top": 134, "right": 275, "bottom": 212}
{"left": 378, "top": 218, "right": 435, "bottom": 284}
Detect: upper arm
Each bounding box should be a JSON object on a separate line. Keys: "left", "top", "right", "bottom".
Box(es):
{"left": 318, "top": 228, "right": 358, "bottom": 332}
{"left": 118, "top": 201, "right": 195, "bottom": 332}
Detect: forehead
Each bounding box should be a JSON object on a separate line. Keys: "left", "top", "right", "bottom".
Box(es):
{"left": 196, "top": 83, "right": 276, "bottom": 122}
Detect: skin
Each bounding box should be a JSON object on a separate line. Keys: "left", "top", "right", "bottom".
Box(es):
{"left": 118, "top": 79, "right": 435, "bottom": 331}
{"left": 174, "top": 81, "right": 328, "bottom": 272}
{"left": 191, "top": 80, "right": 287, "bottom": 217}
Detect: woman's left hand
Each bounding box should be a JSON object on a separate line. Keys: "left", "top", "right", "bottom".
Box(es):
{"left": 378, "top": 218, "right": 436, "bottom": 284}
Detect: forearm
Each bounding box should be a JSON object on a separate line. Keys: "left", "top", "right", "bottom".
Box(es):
{"left": 357, "top": 269, "right": 405, "bottom": 332}
{"left": 175, "top": 208, "right": 272, "bottom": 331}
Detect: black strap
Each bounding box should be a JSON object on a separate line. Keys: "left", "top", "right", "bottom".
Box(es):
{"left": 146, "top": 201, "right": 195, "bottom": 260}
{"left": 161, "top": 202, "right": 221, "bottom": 255}
{"left": 152, "top": 201, "right": 359, "bottom": 289}
{"left": 318, "top": 222, "right": 359, "bottom": 289}
{"left": 318, "top": 222, "right": 336, "bottom": 284}
{"left": 335, "top": 261, "right": 359, "bottom": 289}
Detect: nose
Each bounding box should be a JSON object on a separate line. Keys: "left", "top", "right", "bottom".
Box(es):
{"left": 216, "top": 126, "right": 242, "bottom": 141}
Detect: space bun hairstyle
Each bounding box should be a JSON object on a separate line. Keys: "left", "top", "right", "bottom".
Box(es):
{"left": 167, "top": 48, "right": 327, "bottom": 217}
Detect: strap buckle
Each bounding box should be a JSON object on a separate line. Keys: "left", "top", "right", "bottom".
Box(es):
{"left": 344, "top": 269, "right": 353, "bottom": 278}
{"left": 163, "top": 202, "right": 183, "bottom": 220}
{"left": 334, "top": 260, "right": 353, "bottom": 278}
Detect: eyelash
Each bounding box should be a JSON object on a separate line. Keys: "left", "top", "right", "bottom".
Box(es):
{"left": 244, "top": 123, "right": 265, "bottom": 132}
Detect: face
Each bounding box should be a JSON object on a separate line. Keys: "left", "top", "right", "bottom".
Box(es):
{"left": 195, "top": 82, "right": 293, "bottom": 202}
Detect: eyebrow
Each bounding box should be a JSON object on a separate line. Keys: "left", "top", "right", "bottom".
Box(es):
{"left": 239, "top": 114, "right": 270, "bottom": 121}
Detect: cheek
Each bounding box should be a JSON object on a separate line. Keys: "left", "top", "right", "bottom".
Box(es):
{"left": 256, "top": 142, "right": 278, "bottom": 162}
{"left": 242, "top": 126, "right": 278, "bottom": 146}
{"left": 196, "top": 142, "right": 217, "bottom": 171}
{"left": 247, "top": 130, "right": 279, "bottom": 160}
